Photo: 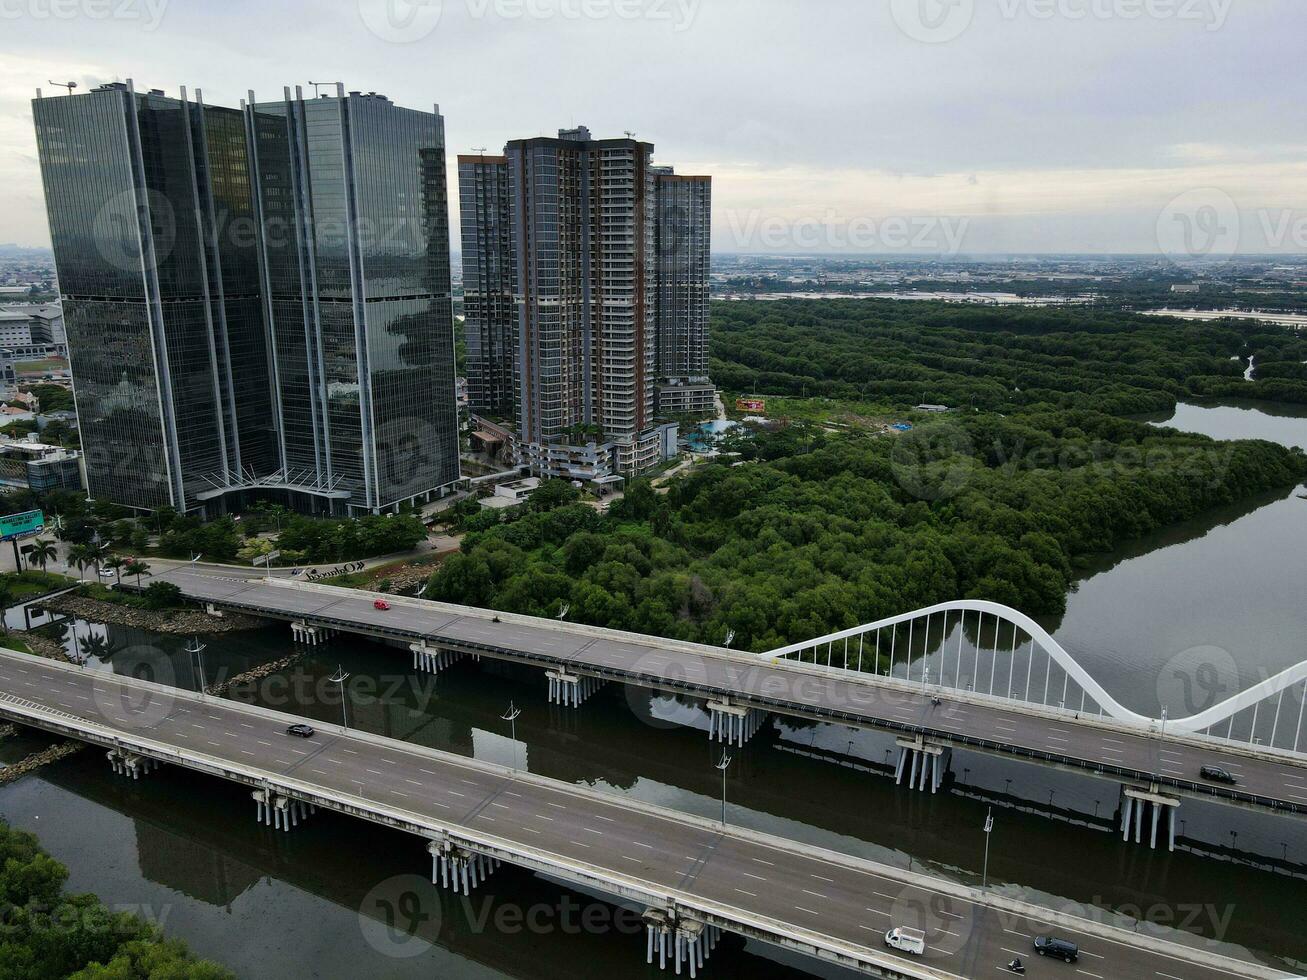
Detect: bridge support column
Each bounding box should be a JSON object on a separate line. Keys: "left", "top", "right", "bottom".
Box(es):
{"left": 547, "top": 671, "right": 604, "bottom": 708}
{"left": 291, "top": 621, "right": 322, "bottom": 645}
{"left": 253, "top": 791, "right": 315, "bottom": 831}
{"left": 894, "top": 738, "right": 949, "bottom": 793}
{"left": 707, "top": 702, "right": 768, "bottom": 747}
{"left": 1121, "top": 786, "right": 1180, "bottom": 851}
{"left": 107, "top": 748, "right": 158, "bottom": 779}
{"left": 429, "top": 841, "right": 500, "bottom": 896}
{"left": 410, "top": 642, "right": 463, "bottom": 675}
{"left": 643, "top": 910, "right": 720, "bottom": 976}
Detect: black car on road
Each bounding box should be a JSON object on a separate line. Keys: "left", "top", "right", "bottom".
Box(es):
{"left": 1034, "top": 936, "right": 1079, "bottom": 962}
{"left": 286, "top": 724, "right": 315, "bottom": 739}
{"left": 1200, "top": 765, "right": 1237, "bottom": 785}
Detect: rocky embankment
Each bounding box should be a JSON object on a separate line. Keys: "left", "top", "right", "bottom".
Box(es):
{"left": 46, "top": 594, "right": 270, "bottom": 635}
{"left": 0, "top": 741, "right": 86, "bottom": 786}
{"left": 207, "top": 651, "right": 308, "bottom": 697}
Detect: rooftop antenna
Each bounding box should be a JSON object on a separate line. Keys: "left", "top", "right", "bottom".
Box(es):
{"left": 471, "top": 146, "right": 487, "bottom": 156}
{"left": 307, "top": 80, "right": 339, "bottom": 99}
{"left": 624, "top": 130, "right": 636, "bottom": 139}
{"left": 48, "top": 80, "right": 76, "bottom": 93}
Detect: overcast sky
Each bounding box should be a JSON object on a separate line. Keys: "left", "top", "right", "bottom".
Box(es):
{"left": 2, "top": 0, "right": 1304, "bottom": 254}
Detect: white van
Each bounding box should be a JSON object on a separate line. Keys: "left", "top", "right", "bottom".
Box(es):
{"left": 885, "top": 926, "right": 927, "bottom": 956}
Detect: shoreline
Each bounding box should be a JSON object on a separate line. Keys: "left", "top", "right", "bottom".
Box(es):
{"left": 44, "top": 594, "right": 271, "bottom": 635}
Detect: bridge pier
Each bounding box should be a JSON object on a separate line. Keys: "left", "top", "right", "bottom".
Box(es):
{"left": 253, "top": 790, "right": 315, "bottom": 831}
{"left": 547, "top": 671, "right": 604, "bottom": 708}
{"left": 290, "top": 621, "right": 334, "bottom": 645}
{"left": 1120, "top": 785, "right": 1180, "bottom": 851}
{"left": 707, "top": 702, "right": 767, "bottom": 747}
{"left": 643, "top": 909, "right": 721, "bottom": 977}
{"left": 894, "top": 738, "right": 950, "bottom": 793}
{"left": 428, "top": 840, "right": 500, "bottom": 895}
{"left": 410, "top": 642, "right": 463, "bottom": 675}
{"left": 106, "top": 748, "right": 158, "bottom": 779}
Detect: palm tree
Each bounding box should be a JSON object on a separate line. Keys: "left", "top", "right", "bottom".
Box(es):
{"left": 103, "top": 554, "right": 126, "bottom": 587}
{"left": 28, "top": 538, "right": 57, "bottom": 573}
{"left": 83, "top": 538, "right": 106, "bottom": 574}
{"left": 66, "top": 543, "right": 91, "bottom": 580}
{"left": 125, "top": 558, "right": 152, "bottom": 591}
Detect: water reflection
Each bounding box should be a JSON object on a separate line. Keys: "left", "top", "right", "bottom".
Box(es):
{"left": 1043, "top": 400, "right": 1307, "bottom": 714}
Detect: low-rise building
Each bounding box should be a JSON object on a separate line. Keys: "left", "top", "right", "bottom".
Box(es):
{"left": 0, "top": 437, "right": 84, "bottom": 493}
{"left": 656, "top": 380, "right": 717, "bottom": 417}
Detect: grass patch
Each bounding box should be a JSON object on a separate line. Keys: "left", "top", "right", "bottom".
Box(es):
{"left": 78, "top": 581, "right": 189, "bottom": 612}
{"left": 0, "top": 570, "right": 78, "bottom": 601}
{"left": 0, "top": 635, "right": 32, "bottom": 654}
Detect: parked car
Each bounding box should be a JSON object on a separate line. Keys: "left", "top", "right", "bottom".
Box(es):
{"left": 1033, "top": 936, "right": 1079, "bottom": 962}
{"left": 884, "top": 926, "right": 926, "bottom": 956}
{"left": 373, "top": 598, "right": 391, "bottom": 611}
{"left": 285, "top": 724, "right": 315, "bottom": 739}
{"left": 1200, "top": 765, "right": 1237, "bottom": 785}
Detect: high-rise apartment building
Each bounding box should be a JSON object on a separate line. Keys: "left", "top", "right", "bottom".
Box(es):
{"left": 32, "top": 80, "right": 459, "bottom": 515}
{"left": 652, "top": 167, "right": 714, "bottom": 417}
{"left": 460, "top": 126, "right": 711, "bottom": 483}
{"left": 458, "top": 153, "right": 516, "bottom": 423}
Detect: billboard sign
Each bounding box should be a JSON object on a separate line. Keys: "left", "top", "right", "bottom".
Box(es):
{"left": 735, "top": 398, "right": 766, "bottom": 413}
{"left": 0, "top": 510, "right": 45, "bottom": 542}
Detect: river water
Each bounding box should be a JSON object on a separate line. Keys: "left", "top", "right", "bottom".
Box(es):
{"left": 2, "top": 400, "right": 1306, "bottom": 978}
{"left": 1041, "top": 400, "right": 1307, "bottom": 716}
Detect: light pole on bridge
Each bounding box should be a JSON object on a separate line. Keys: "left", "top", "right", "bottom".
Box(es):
{"left": 982, "top": 807, "right": 995, "bottom": 888}
{"left": 330, "top": 665, "right": 350, "bottom": 730}
{"left": 502, "top": 702, "right": 522, "bottom": 772}
{"left": 716, "top": 751, "right": 732, "bottom": 827}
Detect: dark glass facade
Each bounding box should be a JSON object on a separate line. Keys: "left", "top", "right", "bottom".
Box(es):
{"left": 34, "top": 82, "right": 459, "bottom": 514}
{"left": 247, "top": 88, "right": 459, "bottom": 512}
{"left": 458, "top": 155, "right": 517, "bottom": 422}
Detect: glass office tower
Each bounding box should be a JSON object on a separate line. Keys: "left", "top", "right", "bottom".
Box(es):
{"left": 33, "top": 81, "right": 459, "bottom": 515}
{"left": 32, "top": 80, "right": 276, "bottom": 510}
{"left": 246, "top": 85, "right": 459, "bottom": 513}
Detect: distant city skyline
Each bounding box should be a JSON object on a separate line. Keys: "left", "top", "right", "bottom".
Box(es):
{"left": 2, "top": 1, "right": 1306, "bottom": 255}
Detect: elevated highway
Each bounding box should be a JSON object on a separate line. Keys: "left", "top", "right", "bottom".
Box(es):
{"left": 154, "top": 565, "right": 1307, "bottom": 821}
{"left": 0, "top": 648, "right": 1289, "bottom": 980}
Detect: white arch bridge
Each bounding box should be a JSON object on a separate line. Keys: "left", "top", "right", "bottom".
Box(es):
{"left": 763, "top": 600, "right": 1307, "bottom": 759}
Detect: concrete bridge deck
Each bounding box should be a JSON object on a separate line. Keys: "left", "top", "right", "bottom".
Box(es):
{"left": 0, "top": 648, "right": 1288, "bottom": 980}
{"left": 156, "top": 565, "right": 1307, "bottom": 817}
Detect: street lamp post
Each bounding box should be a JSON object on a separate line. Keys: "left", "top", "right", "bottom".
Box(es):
{"left": 716, "top": 751, "right": 732, "bottom": 826}
{"left": 501, "top": 702, "right": 522, "bottom": 772}
{"left": 982, "top": 807, "right": 995, "bottom": 888}
{"left": 185, "top": 637, "right": 208, "bottom": 697}
{"left": 329, "top": 665, "right": 350, "bottom": 730}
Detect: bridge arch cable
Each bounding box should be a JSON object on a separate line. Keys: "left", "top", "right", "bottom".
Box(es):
{"left": 761, "top": 600, "right": 1307, "bottom": 757}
